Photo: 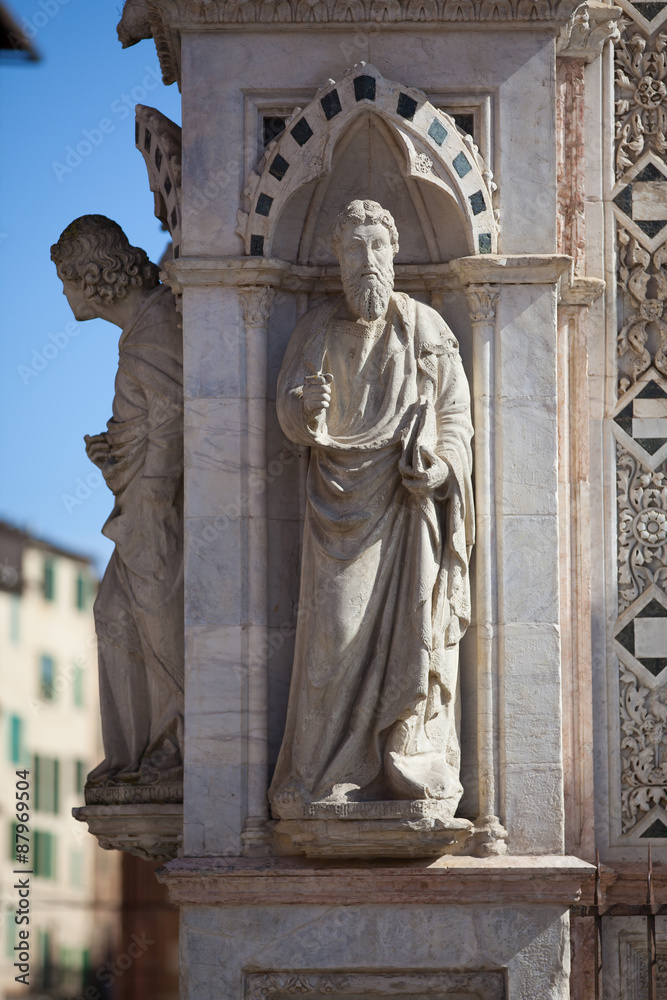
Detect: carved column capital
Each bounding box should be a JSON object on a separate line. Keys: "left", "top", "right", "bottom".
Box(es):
{"left": 557, "top": 1, "right": 621, "bottom": 62}
{"left": 239, "top": 285, "right": 274, "bottom": 327}
{"left": 465, "top": 284, "right": 500, "bottom": 326}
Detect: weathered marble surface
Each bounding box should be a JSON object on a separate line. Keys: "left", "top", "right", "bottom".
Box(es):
{"left": 178, "top": 899, "right": 572, "bottom": 1000}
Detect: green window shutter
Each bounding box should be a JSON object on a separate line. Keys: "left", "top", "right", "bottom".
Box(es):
{"left": 39, "top": 655, "right": 55, "bottom": 701}
{"left": 43, "top": 559, "right": 55, "bottom": 602}
{"left": 75, "top": 760, "right": 86, "bottom": 795}
{"left": 9, "top": 716, "right": 22, "bottom": 764}
{"left": 53, "top": 759, "right": 59, "bottom": 814}
{"left": 34, "top": 831, "right": 55, "bottom": 879}
{"left": 73, "top": 665, "right": 84, "bottom": 707}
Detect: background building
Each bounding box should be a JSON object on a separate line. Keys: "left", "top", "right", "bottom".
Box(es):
{"left": 0, "top": 521, "right": 120, "bottom": 1000}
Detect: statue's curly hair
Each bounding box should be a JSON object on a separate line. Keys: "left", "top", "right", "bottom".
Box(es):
{"left": 331, "top": 200, "right": 399, "bottom": 258}
{"left": 50, "top": 215, "right": 160, "bottom": 306}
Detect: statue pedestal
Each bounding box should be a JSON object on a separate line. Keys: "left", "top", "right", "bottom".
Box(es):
{"left": 274, "top": 802, "right": 473, "bottom": 858}
{"left": 156, "top": 856, "right": 594, "bottom": 1000}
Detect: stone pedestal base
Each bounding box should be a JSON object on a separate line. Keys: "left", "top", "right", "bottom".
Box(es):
{"left": 273, "top": 800, "right": 473, "bottom": 857}
{"left": 156, "top": 856, "right": 595, "bottom": 1000}
{"left": 73, "top": 803, "right": 183, "bottom": 861}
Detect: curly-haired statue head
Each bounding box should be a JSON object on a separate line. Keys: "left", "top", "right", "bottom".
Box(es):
{"left": 332, "top": 200, "right": 398, "bottom": 323}
{"left": 51, "top": 215, "right": 160, "bottom": 326}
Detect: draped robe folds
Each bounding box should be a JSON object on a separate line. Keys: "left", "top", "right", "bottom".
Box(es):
{"left": 269, "top": 292, "right": 474, "bottom": 817}
{"left": 88, "top": 285, "right": 184, "bottom": 788}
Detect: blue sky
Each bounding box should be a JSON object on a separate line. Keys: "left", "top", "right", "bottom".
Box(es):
{"left": 0, "top": 1, "right": 182, "bottom": 571}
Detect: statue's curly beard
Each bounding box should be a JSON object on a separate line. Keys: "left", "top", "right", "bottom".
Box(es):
{"left": 342, "top": 265, "right": 394, "bottom": 322}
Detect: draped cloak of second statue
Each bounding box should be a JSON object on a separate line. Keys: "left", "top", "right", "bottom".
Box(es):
{"left": 269, "top": 292, "right": 474, "bottom": 815}
{"left": 89, "top": 284, "right": 184, "bottom": 787}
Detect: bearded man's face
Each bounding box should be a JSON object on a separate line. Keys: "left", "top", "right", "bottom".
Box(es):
{"left": 337, "top": 222, "right": 395, "bottom": 322}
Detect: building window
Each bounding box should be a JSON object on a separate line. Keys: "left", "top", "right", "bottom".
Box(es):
{"left": 74, "top": 571, "right": 90, "bottom": 611}
{"left": 43, "top": 558, "right": 56, "bottom": 601}
{"left": 34, "top": 831, "right": 56, "bottom": 879}
{"left": 39, "top": 655, "right": 56, "bottom": 701}
{"left": 9, "top": 594, "right": 20, "bottom": 644}
{"left": 8, "top": 715, "right": 23, "bottom": 764}
{"left": 34, "top": 755, "right": 59, "bottom": 814}
{"left": 75, "top": 759, "right": 86, "bottom": 795}
{"left": 72, "top": 664, "right": 84, "bottom": 707}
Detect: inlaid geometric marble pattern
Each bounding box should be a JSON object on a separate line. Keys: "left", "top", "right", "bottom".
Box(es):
{"left": 614, "top": 0, "right": 667, "bottom": 840}
{"left": 613, "top": 155, "right": 667, "bottom": 252}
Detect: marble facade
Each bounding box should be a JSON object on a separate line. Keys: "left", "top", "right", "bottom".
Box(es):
{"left": 72, "top": 0, "right": 667, "bottom": 993}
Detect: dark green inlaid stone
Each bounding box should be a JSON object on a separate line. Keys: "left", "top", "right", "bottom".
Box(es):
{"left": 291, "top": 118, "right": 313, "bottom": 147}
{"left": 354, "top": 75, "right": 376, "bottom": 102}
{"left": 453, "top": 151, "right": 471, "bottom": 177}
{"left": 613, "top": 186, "right": 632, "bottom": 217}
{"left": 321, "top": 90, "right": 342, "bottom": 120}
{"left": 615, "top": 621, "right": 635, "bottom": 654}
{"left": 255, "top": 194, "right": 273, "bottom": 217}
{"left": 470, "top": 190, "right": 486, "bottom": 216}
{"left": 269, "top": 154, "right": 290, "bottom": 181}
{"left": 637, "top": 598, "right": 667, "bottom": 618}
{"left": 428, "top": 119, "right": 448, "bottom": 146}
{"left": 641, "top": 819, "right": 667, "bottom": 837}
{"left": 636, "top": 437, "right": 667, "bottom": 454}
{"left": 397, "top": 93, "right": 418, "bottom": 120}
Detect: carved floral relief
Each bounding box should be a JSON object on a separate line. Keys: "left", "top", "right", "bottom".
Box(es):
{"left": 614, "top": 4, "right": 667, "bottom": 838}
{"left": 617, "top": 444, "right": 667, "bottom": 611}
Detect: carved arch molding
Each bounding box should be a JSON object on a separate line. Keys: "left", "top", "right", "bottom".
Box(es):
{"left": 238, "top": 64, "right": 498, "bottom": 260}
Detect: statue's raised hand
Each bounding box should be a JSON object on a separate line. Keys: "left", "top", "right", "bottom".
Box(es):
{"left": 84, "top": 432, "right": 111, "bottom": 469}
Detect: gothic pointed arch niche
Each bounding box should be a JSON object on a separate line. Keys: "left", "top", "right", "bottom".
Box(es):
{"left": 239, "top": 63, "right": 498, "bottom": 263}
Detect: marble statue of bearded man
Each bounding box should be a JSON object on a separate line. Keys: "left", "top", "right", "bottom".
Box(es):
{"left": 270, "top": 200, "right": 474, "bottom": 819}
{"left": 51, "top": 216, "right": 183, "bottom": 797}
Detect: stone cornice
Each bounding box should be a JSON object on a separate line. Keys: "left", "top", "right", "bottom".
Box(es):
{"left": 164, "top": 255, "right": 595, "bottom": 298}
{"left": 145, "top": 0, "right": 583, "bottom": 86}
{"left": 164, "top": 257, "right": 460, "bottom": 294}
{"left": 155, "top": 854, "right": 595, "bottom": 906}
{"left": 446, "top": 253, "right": 574, "bottom": 285}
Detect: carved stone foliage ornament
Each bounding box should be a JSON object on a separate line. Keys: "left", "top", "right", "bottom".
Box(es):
{"left": 269, "top": 200, "right": 474, "bottom": 857}
{"left": 613, "top": 0, "right": 667, "bottom": 840}
{"left": 51, "top": 215, "right": 184, "bottom": 810}
{"left": 245, "top": 972, "right": 505, "bottom": 1000}
{"left": 617, "top": 444, "right": 667, "bottom": 610}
